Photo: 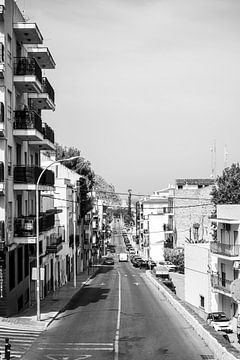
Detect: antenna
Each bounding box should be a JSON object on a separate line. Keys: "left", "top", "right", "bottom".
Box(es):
{"left": 210, "top": 140, "right": 216, "bottom": 178}
{"left": 224, "top": 145, "right": 229, "bottom": 169}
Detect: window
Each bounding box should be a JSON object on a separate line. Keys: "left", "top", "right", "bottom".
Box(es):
{"left": 25, "top": 200, "right": 28, "bottom": 216}
{"left": 30, "top": 154, "right": 33, "bottom": 166}
{"left": 200, "top": 295, "right": 205, "bottom": 309}
{"left": 234, "top": 231, "right": 238, "bottom": 245}
{"left": 24, "top": 152, "right": 27, "bottom": 165}
{"left": 7, "top": 34, "right": 12, "bottom": 66}
{"left": 7, "top": 201, "right": 12, "bottom": 231}
{"left": 8, "top": 145, "right": 12, "bottom": 176}
{"left": 7, "top": 90, "right": 12, "bottom": 121}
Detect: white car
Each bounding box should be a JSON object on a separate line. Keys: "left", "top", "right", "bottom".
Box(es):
{"left": 207, "top": 312, "right": 233, "bottom": 333}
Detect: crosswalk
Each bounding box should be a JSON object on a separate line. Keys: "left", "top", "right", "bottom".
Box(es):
{"left": 0, "top": 326, "right": 42, "bottom": 359}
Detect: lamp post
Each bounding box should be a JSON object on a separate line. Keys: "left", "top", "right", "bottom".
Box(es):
{"left": 73, "top": 175, "right": 88, "bottom": 288}
{"left": 36, "top": 155, "right": 81, "bottom": 321}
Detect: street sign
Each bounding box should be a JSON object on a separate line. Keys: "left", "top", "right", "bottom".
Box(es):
{"left": 230, "top": 279, "right": 240, "bottom": 302}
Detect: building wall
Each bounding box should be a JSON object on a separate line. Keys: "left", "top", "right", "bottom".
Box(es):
{"left": 174, "top": 185, "right": 214, "bottom": 247}
{"left": 185, "top": 243, "right": 211, "bottom": 314}
{"left": 149, "top": 214, "right": 167, "bottom": 262}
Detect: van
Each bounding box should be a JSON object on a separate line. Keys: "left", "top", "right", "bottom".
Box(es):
{"left": 119, "top": 253, "right": 128, "bottom": 262}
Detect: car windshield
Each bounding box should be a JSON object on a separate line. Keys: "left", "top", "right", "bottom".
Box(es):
{"left": 212, "top": 313, "right": 229, "bottom": 322}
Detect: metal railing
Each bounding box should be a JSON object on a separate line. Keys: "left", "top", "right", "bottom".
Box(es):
{"left": 211, "top": 274, "right": 232, "bottom": 294}
{"left": 14, "top": 110, "right": 43, "bottom": 133}
{"left": 210, "top": 242, "right": 240, "bottom": 257}
{"left": 14, "top": 212, "right": 55, "bottom": 237}
{"left": 42, "top": 77, "right": 55, "bottom": 103}
{"left": 14, "top": 166, "right": 54, "bottom": 186}
{"left": 42, "top": 122, "right": 54, "bottom": 144}
{"left": 14, "top": 57, "right": 42, "bottom": 84}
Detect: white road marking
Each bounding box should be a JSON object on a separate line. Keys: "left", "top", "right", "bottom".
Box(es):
{"left": 124, "top": 274, "right": 128, "bottom": 277}
{"left": 114, "top": 270, "right": 121, "bottom": 360}
{"left": 133, "top": 282, "right": 139, "bottom": 286}
{"left": 46, "top": 355, "right": 92, "bottom": 360}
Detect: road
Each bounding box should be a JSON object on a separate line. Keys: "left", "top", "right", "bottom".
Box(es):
{"left": 22, "top": 224, "right": 214, "bottom": 360}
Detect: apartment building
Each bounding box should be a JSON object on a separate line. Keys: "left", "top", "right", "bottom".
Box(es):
{"left": 210, "top": 205, "right": 240, "bottom": 328}
{"left": 172, "top": 179, "right": 214, "bottom": 248}
{"left": 0, "top": 0, "right": 56, "bottom": 315}
{"left": 136, "top": 188, "right": 174, "bottom": 260}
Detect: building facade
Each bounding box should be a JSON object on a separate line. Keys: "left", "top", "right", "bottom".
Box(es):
{"left": 0, "top": 0, "right": 56, "bottom": 315}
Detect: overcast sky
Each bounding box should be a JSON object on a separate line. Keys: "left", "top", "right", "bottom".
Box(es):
{"left": 17, "top": 0, "right": 240, "bottom": 195}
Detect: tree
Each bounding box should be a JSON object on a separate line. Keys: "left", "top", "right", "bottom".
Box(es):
{"left": 55, "top": 143, "right": 95, "bottom": 216}
{"left": 211, "top": 163, "right": 240, "bottom": 205}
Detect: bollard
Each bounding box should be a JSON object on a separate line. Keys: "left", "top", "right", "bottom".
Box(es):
{"left": 4, "top": 338, "right": 11, "bottom": 360}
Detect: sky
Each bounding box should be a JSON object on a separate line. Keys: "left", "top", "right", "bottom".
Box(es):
{"left": 17, "top": 0, "right": 240, "bottom": 196}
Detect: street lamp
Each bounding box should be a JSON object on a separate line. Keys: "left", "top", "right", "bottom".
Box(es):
{"left": 36, "top": 155, "right": 81, "bottom": 321}
{"left": 73, "top": 174, "right": 88, "bottom": 288}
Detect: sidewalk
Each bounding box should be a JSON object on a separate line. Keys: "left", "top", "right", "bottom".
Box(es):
{"left": 0, "top": 267, "right": 99, "bottom": 332}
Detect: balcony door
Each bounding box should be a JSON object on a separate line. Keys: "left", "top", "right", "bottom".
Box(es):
{"left": 17, "top": 195, "right": 22, "bottom": 218}
{"left": 16, "top": 144, "right": 21, "bottom": 166}
{"left": 221, "top": 263, "right": 226, "bottom": 287}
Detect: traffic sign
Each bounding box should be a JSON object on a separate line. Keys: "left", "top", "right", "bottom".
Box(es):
{"left": 230, "top": 279, "right": 240, "bottom": 302}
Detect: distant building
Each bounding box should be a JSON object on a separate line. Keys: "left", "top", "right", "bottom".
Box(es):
{"left": 172, "top": 179, "right": 214, "bottom": 248}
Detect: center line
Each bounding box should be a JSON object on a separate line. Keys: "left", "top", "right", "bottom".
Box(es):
{"left": 114, "top": 270, "right": 121, "bottom": 360}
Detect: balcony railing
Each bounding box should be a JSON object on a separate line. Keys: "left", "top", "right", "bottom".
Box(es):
{"left": 14, "top": 212, "right": 55, "bottom": 237}
{"left": 0, "top": 162, "right": 4, "bottom": 182}
{"left": 42, "top": 77, "right": 55, "bottom": 104}
{"left": 210, "top": 242, "right": 240, "bottom": 257}
{"left": 14, "top": 166, "right": 54, "bottom": 186}
{"left": 46, "top": 232, "right": 63, "bottom": 253}
{"left": 42, "top": 122, "right": 54, "bottom": 144}
{"left": 14, "top": 110, "right": 43, "bottom": 133}
{"left": 211, "top": 274, "right": 232, "bottom": 294}
{"left": 14, "top": 57, "right": 42, "bottom": 83}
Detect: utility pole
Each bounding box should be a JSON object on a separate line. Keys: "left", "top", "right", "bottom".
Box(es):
{"left": 128, "top": 189, "right": 132, "bottom": 220}
{"left": 73, "top": 185, "right": 77, "bottom": 288}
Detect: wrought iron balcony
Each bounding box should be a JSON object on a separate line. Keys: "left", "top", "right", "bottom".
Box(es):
{"left": 14, "top": 57, "right": 42, "bottom": 82}
{"left": 14, "top": 212, "right": 55, "bottom": 238}
{"left": 42, "top": 122, "right": 54, "bottom": 144}
{"left": 13, "top": 110, "right": 43, "bottom": 140}
{"left": 42, "top": 77, "right": 55, "bottom": 104}
{"left": 14, "top": 166, "right": 54, "bottom": 187}
{"left": 210, "top": 242, "right": 240, "bottom": 257}
{"left": 46, "top": 233, "right": 63, "bottom": 253}
{"left": 211, "top": 274, "right": 232, "bottom": 294}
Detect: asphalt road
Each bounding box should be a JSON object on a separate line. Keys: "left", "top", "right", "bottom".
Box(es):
{"left": 22, "top": 224, "right": 214, "bottom": 360}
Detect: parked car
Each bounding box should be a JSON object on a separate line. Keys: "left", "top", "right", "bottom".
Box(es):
{"left": 119, "top": 253, "right": 128, "bottom": 262}
{"left": 103, "top": 257, "right": 115, "bottom": 266}
{"left": 161, "top": 279, "right": 176, "bottom": 294}
{"left": 129, "top": 249, "right": 135, "bottom": 255}
{"left": 146, "top": 260, "right": 157, "bottom": 269}
{"left": 158, "top": 261, "right": 176, "bottom": 272}
{"left": 207, "top": 312, "right": 233, "bottom": 333}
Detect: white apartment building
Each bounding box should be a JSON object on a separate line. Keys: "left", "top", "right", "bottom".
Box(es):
{"left": 210, "top": 205, "right": 240, "bottom": 329}
{"left": 136, "top": 188, "right": 174, "bottom": 260}
{"left": 0, "top": 0, "right": 56, "bottom": 315}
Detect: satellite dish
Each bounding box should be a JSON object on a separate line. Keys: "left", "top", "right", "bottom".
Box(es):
{"left": 230, "top": 279, "right": 240, "bottom": 302}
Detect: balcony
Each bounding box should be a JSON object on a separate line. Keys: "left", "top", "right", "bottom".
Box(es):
{"left": 14, "top": 165, "right": 54, "bottom": 191}
{"left": 211, "top": 274, "right": 232, "bottom": 296}
{"left": 0, "top": 162, "right": 4, "bottom": 195}
{"left": 27, "top": 46, "right": 55, "bottom": 69}
{"left": 13, "top": 23, "right": 43, "bottom": 44}
{"left": 29, "top": 122, "right": 55, "bottom": 150}
{"left": 210, "top": 242, "right": 240, "bottom": 257}
{"left": 28, "top": 77, "right": 55, "bottom": 111}
{"left": 46, "top": 233, "right": 63, "bottom": 254}
{"left": 14, "top": 57, "right": 42, "bottom": 93}
{"left": 13, "top": 110, "right": 43, "bottom": 141}
{"left": 0, "top": 4, "right": 4, "bottom": 21}
{"left": 14, "top": 211, "right": 55, "bottom": 243}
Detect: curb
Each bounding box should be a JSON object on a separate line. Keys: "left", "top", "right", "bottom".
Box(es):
{"left": 145, "top": 271, "right": 240, "bottom": 360}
